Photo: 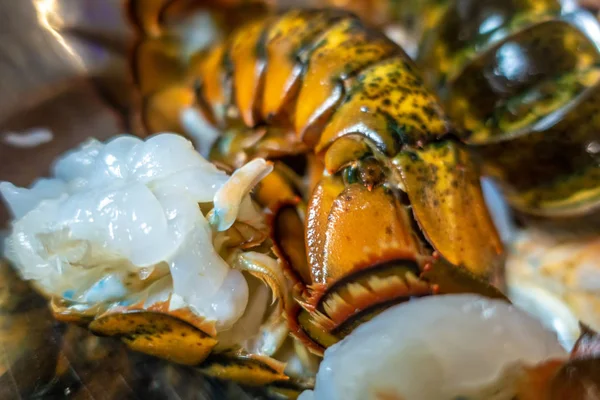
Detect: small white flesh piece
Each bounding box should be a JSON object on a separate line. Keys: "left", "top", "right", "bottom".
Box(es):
{"left": 211, "top": 158, "right": 273, "bottom": 231}
{"left": 299, "top": 294, "right": 567, "bottom": 400}
{"left": 1, "top": 133, "right": 270, "bottom": 331}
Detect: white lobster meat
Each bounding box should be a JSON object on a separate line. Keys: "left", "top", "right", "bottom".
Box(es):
{"left": 0, "top": 133, "right": 273, "bottom": 331}
{"left": 299, "top": 294, "right": 567, "bottom": 400}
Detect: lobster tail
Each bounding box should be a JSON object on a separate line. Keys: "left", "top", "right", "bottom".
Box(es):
{"left": 128, "top": 5, "right": 505, "bottom": 360}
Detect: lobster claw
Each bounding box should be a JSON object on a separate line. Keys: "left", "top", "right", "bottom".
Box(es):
{"left": 273, "top": 175, "right": 433, "bottom": 354}
{"left": 394, "top": 140, "right": 504, "bottom": 279}
{"left": 307, "top": 182, "right": 423, "bottom": 286}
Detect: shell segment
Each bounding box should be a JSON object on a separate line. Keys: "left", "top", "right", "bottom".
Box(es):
{"left": 229, "top": 17, "right": 271, "bottom": 127}
{"left": 192, "top": 43, "right": 231, "bottom": 126}
{"left": 293, "top": 17, "right": 400, "bottom": 145}
{"left": 261, "top": 9, "right": 348, "bottom": 121}
{"left": 89, "top": 310, "right": 218, "bottom": 366}
{"left": 317, "top": 56, "right": 450, "bottom": 156}
{"left": 394, "top": 141, "right": 503, "bottom": 277}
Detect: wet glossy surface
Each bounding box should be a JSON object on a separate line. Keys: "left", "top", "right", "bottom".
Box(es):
{"left": 417, "top": 0, "right": 600, "bottom": 220}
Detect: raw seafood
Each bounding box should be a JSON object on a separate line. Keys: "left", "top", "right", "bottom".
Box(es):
{"left": 299, "top": 294, "right": 567, "bottom": 400}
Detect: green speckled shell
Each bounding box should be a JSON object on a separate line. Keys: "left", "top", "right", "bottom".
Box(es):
{"left": 416, "top": 0, "right": 600, "bottom": 219}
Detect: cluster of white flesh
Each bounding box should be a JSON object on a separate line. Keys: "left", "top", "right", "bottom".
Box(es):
{"left": 0, "top": 133, "right": 272, "bottom": 332}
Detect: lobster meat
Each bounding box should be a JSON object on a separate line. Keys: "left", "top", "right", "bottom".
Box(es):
{"left": 128, "top": 4, "right": 504, "bottom": 356}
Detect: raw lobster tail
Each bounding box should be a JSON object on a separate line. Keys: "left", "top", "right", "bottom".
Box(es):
{"left": 130, "top": 6, "right": 503, "bottom": 355}
{"left": 417, "top": 0, "right": 600, "bottom": 225}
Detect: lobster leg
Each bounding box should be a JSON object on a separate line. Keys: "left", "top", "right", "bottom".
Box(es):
{"left": 199, "top": 352, "right": 288, "bottom": 387}
{"left": 270, "top": 202, "right": 311, "bottom": 292}
{"left": 88, "top": 311, "right": 218, "bottom": 366}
